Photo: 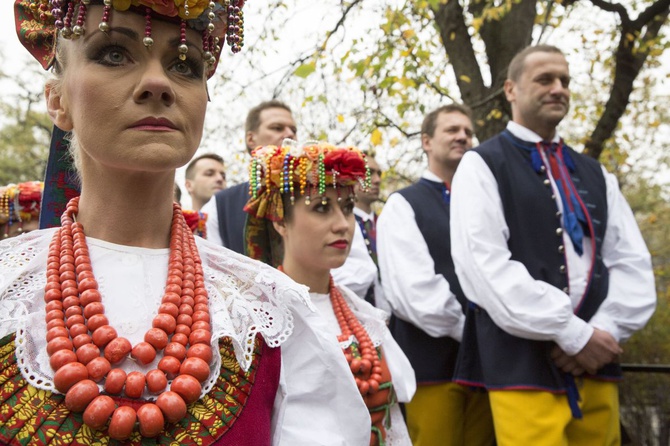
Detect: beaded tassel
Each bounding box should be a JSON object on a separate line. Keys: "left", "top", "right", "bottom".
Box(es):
{"left": 178, "top": 20, "right": 188, "bottom": 61}
{"left": 143, "top": 7, "right": 154, "bottom": 47}
{"left": 289, "top": 157, "right": 296, "bottom": 205}
{"left": 99, "top": 0, "right": 111, "bottom": 32}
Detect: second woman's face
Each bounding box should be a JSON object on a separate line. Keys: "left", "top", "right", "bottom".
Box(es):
{"left": 49, "top": 6, "right": 208, "bottom": 174}
{"left": 280, "top": 187, "right": 356, "bottom": 273}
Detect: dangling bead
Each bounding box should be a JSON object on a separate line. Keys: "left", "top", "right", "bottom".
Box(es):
{"left": 143, "top": 7, "right": 154, "bottom": 47}
{"left": 98, "top": 0, "right": 112, "bottom": 32}
{"left": 61, "top": 1, "right": 75, "bottom": 38}
{"left": 71, "top": 0, "right": 87, "bottom": 38}
{"left": 178, "top": 20, "right": 188, "bottom": 61}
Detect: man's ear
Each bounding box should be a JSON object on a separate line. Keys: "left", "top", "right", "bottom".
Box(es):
{"left": 184, "top": 179, "right": 194, "bottom": 195}
{"left": 245, "top": 131, "right": 256, "bottom": 151}
{"left": 272, "top": 219, "right": 287, "bottom": 238}
{"left": 421, "top": 133, "right": 431, "bottom": 154}
{"left": 503, "top": 79, "right": 516, "bottom": 103}
{"left": 45, "top": 83, "right": 74, "bottom": 131}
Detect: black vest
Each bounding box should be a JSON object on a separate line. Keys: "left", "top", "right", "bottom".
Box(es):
{"left": 454, "top": 131, "right": 620, "bottom": 391}
{"left": 391, "top": 179, "right": 466, "bottom": 383}
{"left": 214, "top": 182, "right": 251, "bottom": 255}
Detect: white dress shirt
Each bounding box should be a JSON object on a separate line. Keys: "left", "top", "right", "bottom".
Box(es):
{"left": 450, "top": 122, "right": 656, "bottom": 355}
{"left": 377, "top": 171, "right": 466, "bottom": 341}
{"left": 332, "top": 218, "right": 378, "bottom": 301}
{"left": 201, "top": 195, "right": 223, "bottom": 246}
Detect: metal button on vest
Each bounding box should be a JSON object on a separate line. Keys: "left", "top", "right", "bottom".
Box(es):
{"left": 551, "top": 194, "right": 556, "bottom": 200}
{"left": 559, "top": 265, "right": 566, "bottom": 274}
{"left": 558, "top": 245, "right": 565, "bottom": 253}
{"left": 556, "top": 228, "right": 563, "bottom": 236}
{"left": 543, "top": 179, "right": 551, "bottom": 186}
{"left": 556, "top": 211, "right": 562, "bottom": 218}
{"left": 563, "top": 287, "right": 569, "bottom": 293}
{"left": 540, "top": 166, "right": 546, "bottom": 172}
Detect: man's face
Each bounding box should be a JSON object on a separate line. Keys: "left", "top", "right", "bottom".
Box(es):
{"left": 422, "top": 111, "right": 473, "bottom": 169}
{"left": 185, "top": 158, "right": 226, "bottom": 204}
{"left": 505, "top": 51, "right": 570, "bottom": 137}
{"left": 356, "top": 156, "right": 382, "bottom": 208}
{"left": 246, "top": 107, "right": 297, "bottom": 149}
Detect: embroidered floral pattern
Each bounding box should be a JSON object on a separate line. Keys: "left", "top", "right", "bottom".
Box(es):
{"left": 0, "top": 333, "right": 265, "bottom": 446}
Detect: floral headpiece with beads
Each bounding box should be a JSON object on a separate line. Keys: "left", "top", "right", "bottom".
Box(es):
{"left": 0, "top": 181, "right": 44, "bottom": 237}
{"left": 15, "top": 0, "right": 246, "bottom": 77}
{"left": 243, "top": 141, "right": 370, "bottom": 266}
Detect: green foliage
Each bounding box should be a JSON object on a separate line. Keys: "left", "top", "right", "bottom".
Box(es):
{"left": 0, "top": 61, "right": 51, "bottom": 186}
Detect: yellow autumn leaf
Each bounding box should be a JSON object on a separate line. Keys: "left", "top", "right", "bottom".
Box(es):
{"left": 486, "top": 109, "right": 503, "bottom": 120}
{"left": 337, "top": 114, "right": 345, "bottom": 123}
{"left": 370, "top": 129, "right": 383, "bottom": 146}
{"left": 402, "top": 29, "right": 415, "bottom": 39}
{"left": 459, "top": 75, "right": 471, "bottom": 83}
{"left": 450, "top": 32, "right": 456, "bottom": 41}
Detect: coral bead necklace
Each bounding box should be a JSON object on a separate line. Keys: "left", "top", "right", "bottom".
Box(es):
{"left": 328, "top": 277, "right": 383, "bottom": 396}
{"left": 44, "top": 197, "right": 213, "bottom": 439}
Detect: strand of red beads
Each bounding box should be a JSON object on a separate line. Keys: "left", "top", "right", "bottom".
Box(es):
{"left": 328, "top": 276, "right": 383, "bottom": 396}
{"left": 44, "top": 197, "right": 214, "bottom": 440}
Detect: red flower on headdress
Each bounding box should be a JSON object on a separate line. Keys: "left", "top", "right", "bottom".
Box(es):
{"left": 138, "top": 0, "right": 180, "bottom": 17}
{"left": 324, "top": 149, "right": 366, "bottom": 180}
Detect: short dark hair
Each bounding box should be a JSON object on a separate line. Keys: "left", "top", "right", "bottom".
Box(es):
{"left": 174, "top": 182, "right": 182, "bottom": 203}
{"left": 185, "top": 153, "right": 224, "bottom": 180}
{"left": 507, "top": 45, "right": 565, "bottom": 82}
{"left": 421, "top": 104, "right": 473, "bottom": 138}
{"left": 245, "top": 100, "right": 292, "bottom": 134}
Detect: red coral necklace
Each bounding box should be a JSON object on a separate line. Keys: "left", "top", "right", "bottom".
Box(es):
{"left": 44, "top": 197, "right": 213, "bottom": 440}
{"left": 328, "top": 276, "right": 383, "bottom": 396}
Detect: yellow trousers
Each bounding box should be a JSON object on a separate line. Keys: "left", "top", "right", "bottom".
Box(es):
{"left": 488, "top": 378, "right": 620, "bottom": 446}
{"left": 405, "top": 381, "right": 494, "bottom": 446}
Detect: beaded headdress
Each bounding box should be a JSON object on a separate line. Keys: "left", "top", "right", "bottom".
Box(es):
{"left": 15, "top": 0, "right": 246, "bottom": 75}
{"left": 14, "top": 0, "right": 246, "bottom": 229}
{"left": 0, "top": 181, "right": 44, "bottom": 238}
{"left": 243, "top": 141, "right": 370, "bottom": 266}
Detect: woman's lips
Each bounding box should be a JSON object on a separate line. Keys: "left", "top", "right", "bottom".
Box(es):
{"left": 328, "top": 240, "right": 349, "bottom": 249}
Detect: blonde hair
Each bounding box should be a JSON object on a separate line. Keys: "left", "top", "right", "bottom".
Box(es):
{"left": 45, "top": 39, "right": 83, "bottom": 182}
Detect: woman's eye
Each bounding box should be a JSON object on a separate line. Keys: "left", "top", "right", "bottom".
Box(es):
{"left": 171, "top": 58, "right": 203, "bottom": 78}
{"left": 314, "top": 202, "right": 329, "bottom": 213}
{"left": 173, "top": 61, "right": 193, "bottom": 75}
{"left": 95, "top": 45, "right": 129, "bottom": 66}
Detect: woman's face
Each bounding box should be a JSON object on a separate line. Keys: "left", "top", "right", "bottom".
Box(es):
{"left": 276, "top": 187, "right": 356, "bottom": 274}
{"left": 46, "top": 6, "right": 208, "bottom": 174}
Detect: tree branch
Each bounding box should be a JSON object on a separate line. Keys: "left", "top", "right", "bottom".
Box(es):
{"left": 584, "top": 2, "right": 669, "bottom": 158}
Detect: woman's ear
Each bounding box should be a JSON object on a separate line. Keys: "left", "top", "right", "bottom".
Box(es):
{"left": 45, "top": 82, "right": 74, "bottom": 131}
{"left": 272, "top": 220, "right": 287, "bottom": 238}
